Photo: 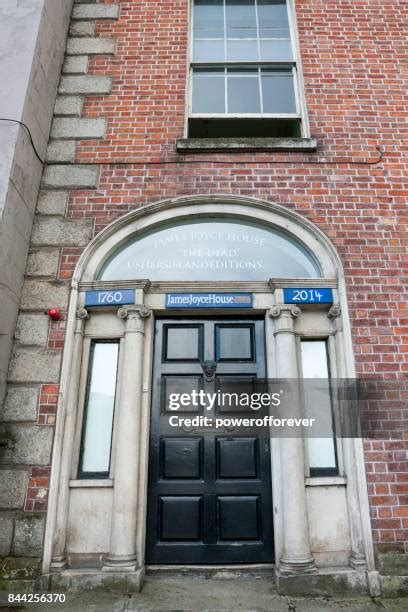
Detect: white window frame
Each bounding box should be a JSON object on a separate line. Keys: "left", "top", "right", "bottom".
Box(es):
{"left": 186, "top": 0, "right": 310, "bottom": 136}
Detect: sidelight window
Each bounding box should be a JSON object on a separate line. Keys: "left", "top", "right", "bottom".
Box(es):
{"left": 189, "top": 0, "right": 305, "bottom": 138}
{"left": 300, "top": 340, "right": 338, "bottom": 476}
{"left": 78, "top": 341, "right": 119, "bottom": 478}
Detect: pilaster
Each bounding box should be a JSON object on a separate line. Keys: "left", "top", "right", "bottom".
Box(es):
{"left": 270, "top": 305, "right": 316, "bottom": 576}
{"left": 103, "top": 306, "right": 151, "bottom": 574}
{"left": 51, "top": 307, "right": 89, "bottom": 571}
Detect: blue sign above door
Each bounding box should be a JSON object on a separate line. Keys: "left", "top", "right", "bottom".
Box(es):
{"left": 166, "top": 293, "right": 253, "bottom": 309}
{"left": 85, "top": 289, "right": 136, "bottom": 307}
{"left": 283, "top": 288, "right": 333, "bottom": 304}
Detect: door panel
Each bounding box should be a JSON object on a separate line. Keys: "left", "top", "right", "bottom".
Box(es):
{"left": 146, "top": 318, "right": 274, "bottom": 564}
{"left": 217, "top": 438, "right": 258, "bottom": 479}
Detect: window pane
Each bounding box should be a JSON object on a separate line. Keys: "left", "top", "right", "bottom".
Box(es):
{"left": 259, "top": 27, "right": 289, "bottom": 38}
{"left": 194, "top": 27, "right": 224, "bottom": 38}
{"left": 260, "top": 38, "right": 292, "bottom": 61}
{"left": 261, "top": 69, "right": 296, "bottom": 113}
{"left": 227, "top": 69, "right": 260, "bottom": 112}
{"left": 194, "top": 39, "right": 225, "bottom": 61}
{"left": 301, "top": 341, "right": 337, "bottom": 471}
{"left": 227, "top": 27, "right": 257, "bottom": 39}
{"left": 194, "top": 0, "right": 224, "bottom": 30}
{"left": 80, "top": 342, "right": 119, "bottom": 475}
{"left": 226, "top": 0, "right": 256, "bottom": 33}
{"left": 258, "top": 0, "right": 290, "bottom": 29}
{"left": 192, "top": 70, "right": 225, "bottom": 113}
{"left": 227, "top": 39, "right": 258, "bottom": 61}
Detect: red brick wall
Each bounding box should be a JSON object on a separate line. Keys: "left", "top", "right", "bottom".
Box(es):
{"left": 39, "top": 0, "right": 408, "bottom": 554}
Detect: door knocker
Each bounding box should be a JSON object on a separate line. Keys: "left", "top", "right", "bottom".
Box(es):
{"left": 200, "top": 360, "right": 217, "bottom": 382}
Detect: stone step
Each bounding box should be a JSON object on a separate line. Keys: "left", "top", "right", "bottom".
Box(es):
{"left": 42, "top": 165, "right": 99, "bottom": 189}
{"left": 59, "top": 75, "right": 112, "bottom": 95}
{"left": 72, "top": 4, "right": 120, "bottom": 21}
{"left": 66, "top": 37, "right": 116, "bottom": 55}
{"left": 378, "top": 553, "right": 408, "bottom": 577}
{"left": 51, "top": 117, "right": 106, "bottom": 140}
{"left": 46, "top": 141, "right": 77, "bottom": 163}
{"left": 54, "top": 96, "right": 83, "bottom": 117}
{"left": 380, "top": 575, "right": 408, "bottom": 597}
{"left": 62, "top": 55, "right": 89, "bottom": 75}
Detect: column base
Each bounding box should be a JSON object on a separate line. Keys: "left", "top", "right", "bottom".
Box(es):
{"left": 349, "top": 552, "right": 367, "bottom": 570}
{"left": 50, "top": 556, "right": 68, "bottom": 572}
{"left": 49, "top": 566, "right": 145, "bottom": 593}
{"left": 279, "top": 556, "right": 317, "bottom": 576}
{"left": 276, "top": 567, "right": 369, "bottom": 597}
{"left": 102, "top": 554, "right": 138, "bottom": 572}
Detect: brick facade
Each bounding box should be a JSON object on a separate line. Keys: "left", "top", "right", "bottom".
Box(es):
{"left": 68, "top": 0, "right": 408, "bottom": 552}
{"left": 1, "top": 0, "right": 407, "bottom": 578}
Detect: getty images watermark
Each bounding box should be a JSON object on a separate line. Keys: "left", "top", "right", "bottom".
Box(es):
{"left": 167, "top": 389, "right": 316, "bottom": 432}
{"left": 158, "top": 377, "right": 404, "bottom": 438}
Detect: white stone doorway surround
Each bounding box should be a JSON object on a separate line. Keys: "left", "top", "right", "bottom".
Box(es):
{"left": 42, "top": 196, "right": 380, "bottom": 595}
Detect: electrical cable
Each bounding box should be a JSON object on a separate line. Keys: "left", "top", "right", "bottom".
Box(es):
{"left": 0, "top": 117, "right": 383, "bottom": 167}
{"left": 50, "top": 146, "right": 384, "bottom": 167}
{"left": 0, "top": 118, "right": 45, "bottom": 165}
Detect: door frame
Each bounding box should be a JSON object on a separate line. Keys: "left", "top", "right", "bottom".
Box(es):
{"left": 43, "top": 196, "right": 377, "bottom": 593}
{"left": 133, "top": 280, "right": 337, "bottom": 568}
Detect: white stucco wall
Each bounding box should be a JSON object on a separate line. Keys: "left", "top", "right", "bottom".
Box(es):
{"left": 0, "top": 0, "right": 74, "bottom": 405}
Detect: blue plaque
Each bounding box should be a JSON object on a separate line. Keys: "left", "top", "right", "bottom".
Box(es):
{"left": 166, "top": 293, "right": 253, "bottom": 309}
{"left": 283, "top": 288, "right": 333, "bottom": 304}
{"left": 85, "top": 289, "right": 136, "bottom": 307}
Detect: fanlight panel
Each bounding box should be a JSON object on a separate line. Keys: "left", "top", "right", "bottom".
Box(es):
{"left": 98, "top": 219, "right": 321, "bottom": 281}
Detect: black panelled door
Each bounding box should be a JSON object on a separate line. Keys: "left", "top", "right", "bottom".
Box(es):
{"left": 146, "top": 318, "right": 274, "bottom": 564}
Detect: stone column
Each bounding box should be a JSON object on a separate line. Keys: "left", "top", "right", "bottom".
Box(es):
{"left": 270, "top": 305, "right": 316, "bottom": 575}
{"left": 51, "top": 308, "right": 89, "bottom": 571}
{"left": 103, "top": 305, "right": 151, "bottom": 572}
{"left": 328, "top": 304, "right": 366, "bottom": 569}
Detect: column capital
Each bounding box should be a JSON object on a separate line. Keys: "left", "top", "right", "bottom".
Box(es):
{"left": 270, "top": 304, "right": 301, "bottom": 335}
{"left": 328, "top": 303, "right": 343, "bottom": 333}
{"left": 328, "top": 303, "right": 342, "bottom": 319}
{"left": 74, "top": 308, "right": 89, "bottom": 333}
{"left": 77, "top": 307, "right": 89, "bottom": 320}
{"left": 270, "top": 304, "right": 301, "bottom": 320}
{"left": 117, "top": 305, "right": 151, "bottom": 321}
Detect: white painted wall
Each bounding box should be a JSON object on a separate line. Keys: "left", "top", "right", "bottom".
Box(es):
{"left": 0, "top": 0, "right": 74, "bottom": 405}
